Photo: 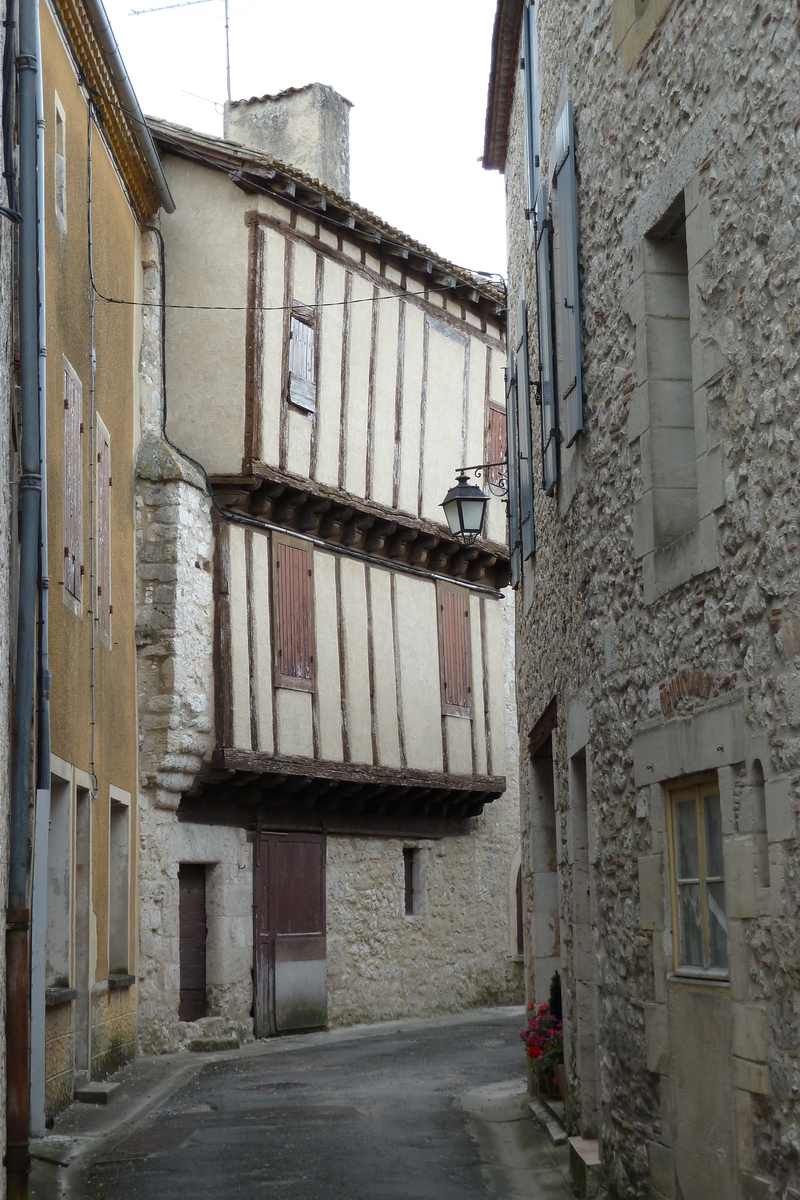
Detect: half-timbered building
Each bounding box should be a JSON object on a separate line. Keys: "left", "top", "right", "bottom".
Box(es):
{"left": 135, "top": 84, "right": 522, "bottom": 1049}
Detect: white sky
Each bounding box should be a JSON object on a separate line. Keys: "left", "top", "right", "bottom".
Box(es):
{"left": 102, "top": 0, "right": 508, "bottom": 279}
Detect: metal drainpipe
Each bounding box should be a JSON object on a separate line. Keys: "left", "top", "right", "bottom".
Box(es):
{"left": 7, "top": 0, "right": 41, "bottom": 1185}
{"left": 29, "top": 17, "right": 51, "bottom": 1136}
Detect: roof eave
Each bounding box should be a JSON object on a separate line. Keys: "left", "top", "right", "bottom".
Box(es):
{"left": 483, "top": 0, "right": 523, "bottom": 174}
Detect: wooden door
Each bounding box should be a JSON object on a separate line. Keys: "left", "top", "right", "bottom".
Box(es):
{"left": 254, "top": 831, "right": 327, "bottom": 1037}
{"left": 179, "top": 864, "right": 207, "bottom": 1022}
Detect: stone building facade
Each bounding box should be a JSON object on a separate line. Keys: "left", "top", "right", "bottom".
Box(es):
{"left": 135, "top": 88, "right": 523, "bottom": 1053}
{"left": 485, "top": 1, "right": 800, "bottom": 1198}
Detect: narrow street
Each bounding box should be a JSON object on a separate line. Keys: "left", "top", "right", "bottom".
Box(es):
{"left": 31, "top": 1009, "right": 573, "bottom": 1200}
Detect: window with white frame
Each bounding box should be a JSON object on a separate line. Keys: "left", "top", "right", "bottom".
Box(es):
{"left": 668, "top": 777, "right": 727, "bottom": 975}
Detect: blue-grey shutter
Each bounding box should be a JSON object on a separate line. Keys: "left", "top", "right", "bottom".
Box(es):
{"left": 505, "top": 350, "right": 521, "bottom": 589}
{"left": 517, "top": 293, "right": 535, "bottom": 560}
{"left": 536, "top": 184, "right": 558, "bottom": 495}
{"left": 522, "top": 2, "right": 539, "bottom": 221}
{"left": 554, "top": 100, "right": 583, "bottom": 446}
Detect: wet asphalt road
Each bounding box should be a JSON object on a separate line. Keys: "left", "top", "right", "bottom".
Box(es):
{"left": 67, "top": 1011, "right": 528, "bottom": 1200}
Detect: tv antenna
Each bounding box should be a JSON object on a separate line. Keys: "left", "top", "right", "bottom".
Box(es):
{"left": 130, "top": 0, "right": 232, "bottom": 101}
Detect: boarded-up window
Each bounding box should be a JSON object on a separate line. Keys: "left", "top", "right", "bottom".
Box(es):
{"left": 273, "top": 537, "right": 315, "bottom": 691}
{"left": 288, "top": 311, "right": 316, "bottom": 413}
{"left": 437, "top": 583, "right": 472, "bottom": 716}
{"left": 96, "top": 417, "right": 111, "bottom": 639}
{"left": 63, "top": 363, "right": 83, "bottom": 601}
{"left": 487, "top": 403, "right": 507, "bottom": 494}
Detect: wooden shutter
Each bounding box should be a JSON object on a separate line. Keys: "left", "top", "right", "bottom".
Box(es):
{"left": 516, "top": 293, "right": 535, "bottom": 561}
{"left": 554, "top": 100, "right": 583, "bottom": 446}
{"left": 438, "top": 584, "right": 472, "bottom": 716}
{"left": 273, "top": 538, "right": 315, "bottom": 690}
{"left": 505, "top": 350, "right": 521, "bottom": 589}
{"left": 63, "top": 367, "right": 82, "bottom": 600}
{"left": 288, "top": 314, "right": 316, "bottom": 412}
{"left": 536, "top": 183, "right": 558, "bottom": 495}
{"left": 522, "top": 1, "right": 539, "bottom": 221}
{"left": 487, "top": 404, "right": 507, "bottom": 492}
{"left": 97, "top": 422, "right": 111, "bottom": 636}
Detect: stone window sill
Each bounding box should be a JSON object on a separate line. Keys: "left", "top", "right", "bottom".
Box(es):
{"left": 45, "top": 987, "right": 77, "bottom": 1007}
{"left": 666, "top": 970, "right": 729, "bottom": 991}
{"left": 108, "top": 973, "right": 136, "bottom": 990}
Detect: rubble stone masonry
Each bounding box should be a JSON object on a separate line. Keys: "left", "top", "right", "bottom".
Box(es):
{"left": 501, "top": 0, "right": 800, "bottom": 1196}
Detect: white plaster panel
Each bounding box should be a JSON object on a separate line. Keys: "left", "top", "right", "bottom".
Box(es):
{"left": 446, "top": 715, "right": 473, "bottom": 775}
{"left": 483, "top": 597, "right": 507, "bottom": 777}
{"left": 394, "top": 574, "right": 443, "bottom": 772}
{"left": 340, "top": 557, "right": 373, "bottom": 766}
{"left": 397, "top": 303, "right": 425, "bottom": 515}
{"left": 276, "top": 688, "right": 314, "bottom": 759}
{"left": 261, "top": 227, "right": 287, "bottom": 465}
{"left": 313, "top": 550, "right": 343, "bottom": 762}
{"left": 315, "top": 260, "right": 346, "bottom": 487}
{"left": 251, "top": 532, "right": 273, "bottom": 754}
{"left": 421, "top": 323, "right": 467, "bottom": 523}
{"left": 228, "top": 526, "right": 251, "bottom": 750}
{"left": 343, "top": 274, "right": 373, "bottom": 498}
{"left": 370, "top": 294, "right": 401, "bottom": 508}
{"left": 292, "top": 241, "right": 317, "bottom": 306}
{"left": 469, "top": 593, "right": 488, "bottom": 776}
{"left": 161, "top": 158, "right": 247, "bottom": 474}
{"left": 368, "top": 568, "right": 401, "bottom": 769}
{"left": 465, "top": 339, "right": 486, "bottom": 473}
{"left": 285, "top": 407, "right": 312, "bottom": 478}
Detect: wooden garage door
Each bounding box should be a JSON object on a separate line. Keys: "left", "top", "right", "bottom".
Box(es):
{"left": 254, "top": 831, "right": 326, "bottom": 1037}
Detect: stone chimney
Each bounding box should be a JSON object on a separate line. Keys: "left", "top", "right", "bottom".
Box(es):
{"left": 223, "top": 83, "right": 352, "bottom": 197}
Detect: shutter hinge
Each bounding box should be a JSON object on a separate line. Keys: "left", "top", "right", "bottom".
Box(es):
{"left": 109, "top": 604, "right": 113, "bottom": 615}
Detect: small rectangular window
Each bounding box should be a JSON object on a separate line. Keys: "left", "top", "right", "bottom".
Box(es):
{"left": 96, "top": 417, "right": 112, "bottom": 640}
{"left": 63, "top": 362, "right": 83, "bottom": 603}
{"left": 288, "top": 310, "right": 316, "bottom": 413}
{"left": 55, "top": 97, "right": 66, "bottom": 223}
{"left": 437, "top": 583, "right": 473, "bottom": 717}
{"left": 403, "top": 848, "right": 415, "bottom": 915}
{"left": 668, "top": 777, "right": 727, "bottom": 975}
{"left": 273, "top": 537, "right": 315, "bottom": 691}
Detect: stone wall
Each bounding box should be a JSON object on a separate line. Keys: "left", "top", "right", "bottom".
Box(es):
{"left": 135, "top": 229, "right": 217, "bottom": 1053}
{"left": 500, "top": 0, "right": 800, "bottom": 1195}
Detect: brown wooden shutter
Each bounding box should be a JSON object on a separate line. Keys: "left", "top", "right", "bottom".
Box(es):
{"left": 63, "top": 367, "right": 82, "bottom": 600}
{"left": 97, "top": 424, "right": 111, "bottom": 635}
{"left": 274, "top": 539, "right": 315, "bottom": 690}
{"left": 487, "top": 404, "right": 507, "bottom": 492}
{"left": 288, "top": 314, "right": 316, "bottom": 412}
{"left": 438, "top": 584, "right": 472, "bottom": 715}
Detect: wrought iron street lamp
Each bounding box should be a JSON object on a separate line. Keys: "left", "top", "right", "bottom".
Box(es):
{"left": 440, "top": 473, "right": 489, "bottom": 543}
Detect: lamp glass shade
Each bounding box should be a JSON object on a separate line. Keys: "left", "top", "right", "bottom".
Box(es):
{"left": 441, "top": 474, "right": 488, "bottom": 541}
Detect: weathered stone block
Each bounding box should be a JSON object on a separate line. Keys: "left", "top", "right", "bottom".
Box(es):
{"left": 649, "top": 1141, "right": 676, "bottom": 1198}
{"left": 733, "top": 1056, "right": 772, "bottom": 1096}
{"left": 723, "top": 836, "right": 758, "bottom": 919}
{"left": 638, "top": 854, "right": 664, "bottom": 931}
{"left": 733, "top": 1004, "right": 768, "bottom": 1064}
{"left": 765, "top": 776, "right": 795, "bottom": 844}
{"left": 645, "top": 1002, "right": 670, "bottom": 1075}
